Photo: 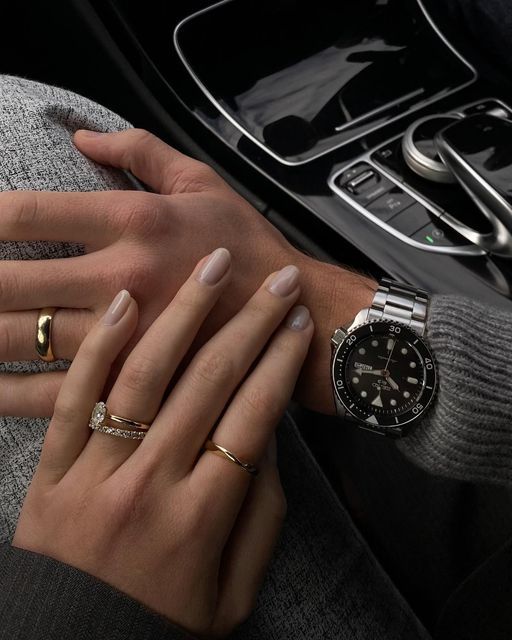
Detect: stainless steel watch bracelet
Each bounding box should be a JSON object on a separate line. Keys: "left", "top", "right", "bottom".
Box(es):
{"left": 366, "top": 279, "right": 429, "bottom": 336}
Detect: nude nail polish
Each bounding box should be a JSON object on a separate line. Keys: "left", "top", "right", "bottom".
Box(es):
{"left": 197, "top": 248, "right": 231, "bottom": 285}
{"left": 103, "top": 290, "right": 131, "bottom": 325}
{"left": 267, "top": 265, "right": 300, "bottom": 297}
{"left": 286, "top": 305, "right": 310, "bottom": 331}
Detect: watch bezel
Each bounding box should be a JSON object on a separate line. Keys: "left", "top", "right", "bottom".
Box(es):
{"left": 332, "top": 319, "right": 437, "bottom": 431}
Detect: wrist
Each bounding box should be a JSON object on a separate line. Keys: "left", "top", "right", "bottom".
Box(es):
{"left": 292, "top": 251, "right": 377, "bottom": 414}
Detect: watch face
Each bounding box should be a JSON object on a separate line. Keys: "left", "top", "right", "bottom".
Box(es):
{"left": 332, "top": 321, "right": 437, "bottom": 430}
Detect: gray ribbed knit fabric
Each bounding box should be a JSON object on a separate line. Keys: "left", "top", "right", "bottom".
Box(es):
{"left": 399, "top": 296, "right": 512, "bottom": 486}
{"left": 0, "top": 75, "right": 132, "bottom": 542}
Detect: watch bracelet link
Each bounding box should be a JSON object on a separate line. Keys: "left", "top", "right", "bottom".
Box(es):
{"left": 366, "top": 278, "right": 429, "bottom": 337}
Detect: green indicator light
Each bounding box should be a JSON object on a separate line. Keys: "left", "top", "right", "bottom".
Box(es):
{"left": 426, "top": 235, "right": 435, "bottom": 244}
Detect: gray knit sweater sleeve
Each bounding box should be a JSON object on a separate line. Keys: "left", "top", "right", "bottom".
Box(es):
{"left": 398, "top": 295, "right": 512, "bottom": 487}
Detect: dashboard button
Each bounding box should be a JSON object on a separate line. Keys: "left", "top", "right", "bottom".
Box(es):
{"left": 411, "top": 221, "right": 466, "bottom": 247}
{"left": 366, "top": 187, "right": 416, "bottom": 221}
{"left": 336, "top": 163, "right": 394, "bottom": 205}
{"left": 387, "top": 202, "right": 436, "bottom": 236}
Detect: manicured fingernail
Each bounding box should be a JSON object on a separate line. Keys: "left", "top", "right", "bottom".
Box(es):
{"left": 76, "top": 129, "right": 105, "bottom": 137}
{"left": 197, "top": 248, "right": 231, "bottom": 285}
{"left": 286, "top": 305, "right": 310, "bottom": 331}
{"left": 103, "top": 290, "right": 131, "bottom": 325}
{"left": 267, "top": 265, "right": 300, "bottom": 297}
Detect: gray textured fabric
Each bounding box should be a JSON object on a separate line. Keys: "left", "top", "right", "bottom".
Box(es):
{"left": 0, "top": 74, "right": 132, "bottom": 542}
{"left": 400, "top": 296, "right": 512, "bottom": 486}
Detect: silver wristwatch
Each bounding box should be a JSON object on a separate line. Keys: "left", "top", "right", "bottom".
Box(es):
{"left": 330, "top": 278, "right": 437, "bottom": 438}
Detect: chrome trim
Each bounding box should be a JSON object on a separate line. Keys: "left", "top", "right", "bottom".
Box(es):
{"left": 173, "top": 0, "right": 478, "bottom": 167}
{"left": 435, "top": 136, "right": 512, "bottom": 257}
{"left": 328, "top": 134, "right": 485, "bottom": 257}
{"left": 402, "top": 114, "right": 462, "bottom": 184}
{"left": 334, "top": 88, "right": 425, "bottom": 132}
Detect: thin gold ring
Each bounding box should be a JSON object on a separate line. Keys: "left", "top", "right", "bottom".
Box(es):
{"left": 36, "top": 307, "right": 58, "bottom": 363}
{"left": 89, "top": 402, "right": 151, "bottom": 440}
{"left": 204, "top": 440, "right": 259, "bottom": 477}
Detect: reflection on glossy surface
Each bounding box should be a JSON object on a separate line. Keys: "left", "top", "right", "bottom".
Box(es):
{"left": 176, "top": 0, "right": 475, "bottom": 163}
{"left": 440, "top": 115, "right": 512, "bottom": 198}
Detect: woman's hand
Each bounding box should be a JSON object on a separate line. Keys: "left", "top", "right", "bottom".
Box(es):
{"left": 13, "top": 250, "right": 313, "bottom": 638}
{"left": 0, "top": 129, "right": 374, "bottom": 418}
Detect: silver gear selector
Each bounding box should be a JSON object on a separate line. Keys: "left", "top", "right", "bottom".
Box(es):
{"left": 435, "top": 114, "right": 512, "bottom": 258}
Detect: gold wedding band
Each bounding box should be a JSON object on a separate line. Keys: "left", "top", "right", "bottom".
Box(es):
{"left": 204, "top": 440, "right": 259, "bottom": 477}
{"left": 36, "top": 307, "right": 58, "bottom": 362}
{"left": 89, "top": 402, "right": 151, "bottom": 440}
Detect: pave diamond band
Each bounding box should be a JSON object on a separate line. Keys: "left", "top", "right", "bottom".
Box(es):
{"left": 89, "top": 402, "right": 151, "bottom": 440}
{"left": 90, "top": 424, "right": 147, "bottom": 440}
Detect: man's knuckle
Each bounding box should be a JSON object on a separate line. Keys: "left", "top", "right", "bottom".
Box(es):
{"left": 117, "top": 195, "right": 169, "bottom": 238}
{"left": 173, "top": 161, "right": 220, "bottom": 193}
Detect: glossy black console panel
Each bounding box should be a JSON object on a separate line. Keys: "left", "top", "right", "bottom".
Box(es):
{"left": 54, "top": 0, "right": 512, "bottom": 307}
{"left": 175, "top": 0, "right": 476, "bottom": 165}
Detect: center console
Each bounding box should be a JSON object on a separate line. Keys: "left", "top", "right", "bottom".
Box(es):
{"left": 330, "top": 99, "right": 512, "bottom": 257}
{"left": 48, "top": 0, "right": 512, "bottom": 307}
{"left": 168, "top": 0, "right": 512, "bottom": 304}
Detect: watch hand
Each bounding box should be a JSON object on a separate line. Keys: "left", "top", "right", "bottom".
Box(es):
{"left": 387, "top": 376, "right": 400, "bottom": 391}
{"left": 355, "top": 369, "right": 387, "bottom": 377}
{"left": 384, "top": 338, "right": 397, "bottom": 372}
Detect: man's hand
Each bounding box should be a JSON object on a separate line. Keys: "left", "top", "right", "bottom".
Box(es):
{"left": 0, "top": 128, "right": 376, "bottom": 416}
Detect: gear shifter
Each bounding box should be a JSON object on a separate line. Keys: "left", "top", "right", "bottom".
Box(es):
{"left": 434, "top": 114, "right": 512, "bottom": 257}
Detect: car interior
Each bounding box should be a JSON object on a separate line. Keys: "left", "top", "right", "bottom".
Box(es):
{"left": 4, "top": 0, "right": 512, "bottom": 632}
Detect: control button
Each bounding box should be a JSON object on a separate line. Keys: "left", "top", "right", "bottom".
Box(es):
{"left": 335, "top": 163, "right": 395, "bottom": 205}
{"left": 346, "top": 170, "right": 377, "bottom": 194}
{"left": 387, "top": 202, "right": 436, "bottom": 236}
{"left": 366, "top": 187, "right": 416, "bottom": 222}
{"left": 411, "top": 221, "right": 466, "bottom": 247}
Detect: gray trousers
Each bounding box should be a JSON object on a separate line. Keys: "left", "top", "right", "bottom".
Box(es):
{"left": 0, "top": 75, "right": 430, "bottom": 639}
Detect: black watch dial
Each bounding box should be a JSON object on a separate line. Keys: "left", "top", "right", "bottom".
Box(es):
{"left": 332, "top": 321, "right": 437, "bottom": 430}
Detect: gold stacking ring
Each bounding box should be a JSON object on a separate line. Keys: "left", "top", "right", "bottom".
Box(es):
{"left": 36, "top": 307, "right": 58, "bottom": 362}
{"left": 89, "top": 402, "right": 151, "bottom": 440}
{"left": 204, "top": 440, "right": 259, "bottom": 477}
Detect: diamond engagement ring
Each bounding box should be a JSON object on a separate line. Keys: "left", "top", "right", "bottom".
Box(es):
{"left": 89, "top": 402, "right": 151, "bottom": 440}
